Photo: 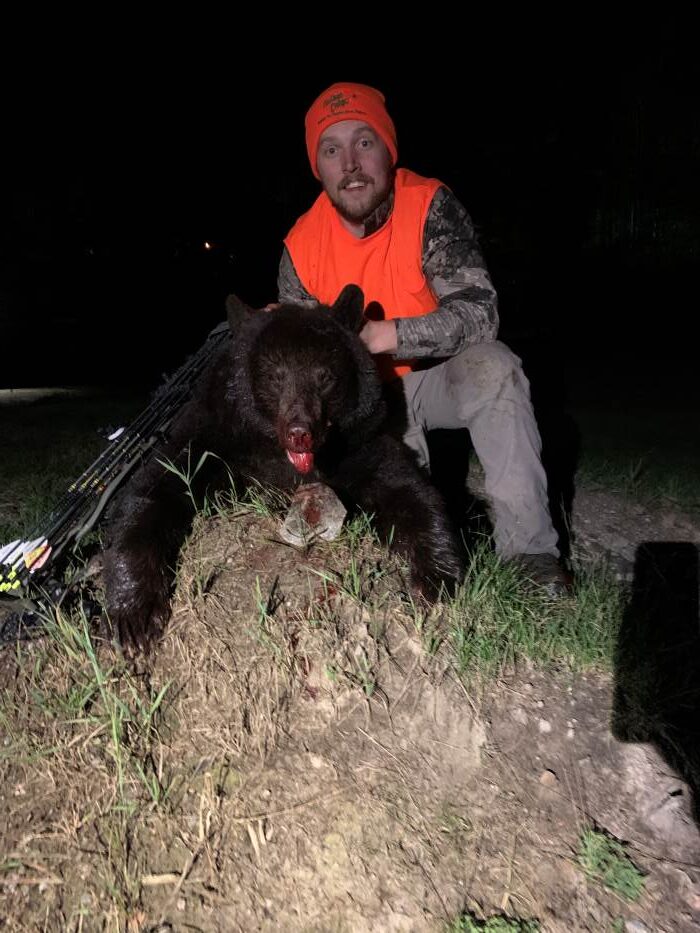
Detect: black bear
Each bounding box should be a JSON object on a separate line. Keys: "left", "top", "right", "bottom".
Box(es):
{"left": 103, "top": 285, "right": 462, "bottom": 651}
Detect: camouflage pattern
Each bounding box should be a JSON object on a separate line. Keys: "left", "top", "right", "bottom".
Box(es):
{"left": 277, "top": 248, "right": 317, "bottom": 308}
{"left": 277, "top": 185, "right": 499, "bottom": 360}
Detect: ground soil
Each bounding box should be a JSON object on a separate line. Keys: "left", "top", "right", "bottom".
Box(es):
{"left": 1, "top": 479, "right": 699, "bottom": 932}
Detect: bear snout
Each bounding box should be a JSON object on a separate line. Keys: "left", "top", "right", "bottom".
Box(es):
{"left": 277, "top": 415, "right": 322, "bottom": 476}
{"left": 281, "top": 421, "right": 317, "bottom": 475}
{"left": 274, "top": 390, "right": 324, "bottom": 455}
{"left": 285, "top": 424, "right": 314, "bottom": 453}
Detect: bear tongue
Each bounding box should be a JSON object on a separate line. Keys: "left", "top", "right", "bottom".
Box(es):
{"left": 286, "top": 449, "right": 314, "bottom": 474}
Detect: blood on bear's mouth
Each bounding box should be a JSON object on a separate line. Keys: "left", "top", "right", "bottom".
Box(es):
{"left": 282, "top": 423, "right": 316, "bottom": 474}
{"left": 286, "top": 450, "right": 314, "bottom": 474}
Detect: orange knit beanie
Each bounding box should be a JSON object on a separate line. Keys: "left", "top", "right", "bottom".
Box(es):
{"left": 305, "top": 82, "right": 398, "bottom": 179}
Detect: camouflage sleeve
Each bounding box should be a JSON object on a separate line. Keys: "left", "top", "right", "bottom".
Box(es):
{"left": 277, "top": 247, "right": 318, "bottom": 307}
{"left": 395, "top": 186, "right": 499, "bottom": 358}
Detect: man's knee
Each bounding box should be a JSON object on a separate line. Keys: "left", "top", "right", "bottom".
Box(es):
{"left": 445, "top": 341, "right": 526, "bottom": 397}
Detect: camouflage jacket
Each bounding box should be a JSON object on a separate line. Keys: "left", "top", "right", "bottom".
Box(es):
{"left": 277, "top": 185, "right": 499, "bottom": 359}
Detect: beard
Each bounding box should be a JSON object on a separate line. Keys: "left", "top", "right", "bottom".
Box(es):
{"left": 329, "top": 171, "right": 394, "bottom": 225}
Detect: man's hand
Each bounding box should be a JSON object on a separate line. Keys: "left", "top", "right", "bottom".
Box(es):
{"left": 359, "top": 319, "right": 397, "bottom": 354}
{"left": 261, "top": 302, "right": 282, "bottom": 313}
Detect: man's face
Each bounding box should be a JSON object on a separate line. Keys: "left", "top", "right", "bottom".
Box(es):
{"left": 316, "top": 120, "right": 394, "bottom": 225}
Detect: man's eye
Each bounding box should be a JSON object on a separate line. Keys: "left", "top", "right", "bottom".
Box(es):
{"left": 323, "top": 146, "right": 337, "bottom": 157}
{"left": 358, "top": 138, "right": 373, "bottom": 149}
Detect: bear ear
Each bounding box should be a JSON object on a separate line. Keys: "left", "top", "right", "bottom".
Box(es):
{"left": 330, "top": 284, "right": 365, "bottom": 333}
{"left": 226, "top": 294, "right": 255, "bottom": 333}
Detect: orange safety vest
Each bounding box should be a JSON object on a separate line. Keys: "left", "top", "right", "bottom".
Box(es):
{"left": 284, "top": 168, "right": 443, "bottom": 379}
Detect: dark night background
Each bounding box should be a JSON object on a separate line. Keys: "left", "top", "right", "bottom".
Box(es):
{"left": 2, "top": 23, "right": 697, "bottom": 407}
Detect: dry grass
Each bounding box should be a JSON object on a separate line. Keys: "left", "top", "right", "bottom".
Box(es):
{"left": 0, "top": 498, "right": 693, "bottom": 930}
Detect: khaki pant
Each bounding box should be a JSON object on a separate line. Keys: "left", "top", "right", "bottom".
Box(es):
{"left": 400, "top": 341, "right": 560, "bottom": 558}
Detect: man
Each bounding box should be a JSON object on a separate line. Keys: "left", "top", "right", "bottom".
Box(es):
{"left": 276, "top": 81, "right": 569, "bottom": 592}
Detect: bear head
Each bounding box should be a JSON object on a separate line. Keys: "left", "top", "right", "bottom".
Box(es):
{"left": 225, "top": 285, "right": 385, "bottom": 475}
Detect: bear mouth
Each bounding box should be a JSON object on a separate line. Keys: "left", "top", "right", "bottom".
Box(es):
{"left": 286, "top": 449, "right": 314, "bottom": 475}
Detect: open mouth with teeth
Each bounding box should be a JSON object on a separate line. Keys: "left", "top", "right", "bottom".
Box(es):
{"left": 342, "top": 178, "right": 371, "bottom": 193}
{"left": 286, "top": 449, "right": 314, "bottom": 474}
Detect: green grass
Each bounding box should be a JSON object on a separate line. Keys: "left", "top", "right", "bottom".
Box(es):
{"left": 1, "top": 604, "right": 172, "bottom": 807}
{"left": 313, "top": 512, "right": 391, "bottom": 606}
{"left": 577, "top": 827, "right": 645, "bottom": 902}
{"left": 446, "top": 542, "right": 622, "bottom": 678}
{"left": 0, "top": 392, "right": 146, "bottom": 542}
{"left": 572, "top": 404, "right": 700, "bottom": 512}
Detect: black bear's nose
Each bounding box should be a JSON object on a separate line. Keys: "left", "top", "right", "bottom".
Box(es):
{"left": 286, "top": 426, "right": 313, "bottom": 452}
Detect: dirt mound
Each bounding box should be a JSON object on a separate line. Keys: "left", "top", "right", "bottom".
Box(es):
{"left": 144, "top": 510, "right": 485, "bottom": 931}
{"left": 1, "top": 505, "right": 700, "bottom": 931}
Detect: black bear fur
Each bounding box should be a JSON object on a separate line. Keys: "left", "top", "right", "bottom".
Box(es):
{"left": 103, "top": 285, "right": 462, "bottom": 651}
